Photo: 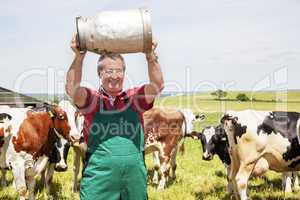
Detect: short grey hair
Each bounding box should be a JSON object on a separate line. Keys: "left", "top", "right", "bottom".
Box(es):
{"left": 97, "top": 53, "right": 126, "bottom": 76}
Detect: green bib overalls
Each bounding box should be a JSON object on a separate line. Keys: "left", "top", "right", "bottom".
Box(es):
{"left": 80, "top": 98, "right": 148, "bottom": 200}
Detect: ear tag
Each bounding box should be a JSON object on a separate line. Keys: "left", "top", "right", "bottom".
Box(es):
{"left": 48, "top": 111, "right": 54, "bottom": 118}
{"left": 221, "top": 137, "right": 227, "bottom": 141}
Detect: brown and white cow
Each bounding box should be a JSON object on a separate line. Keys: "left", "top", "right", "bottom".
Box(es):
{"left": 3, "top": 105, "right": 71, "bottom": 200}
{"left": 221, "top": 110, "right": 300, "bottom": 200}
{"left": 143, "top": 107, "right": 204, "bottom": 190}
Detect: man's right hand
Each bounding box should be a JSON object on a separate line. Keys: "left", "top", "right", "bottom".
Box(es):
{"left": 71, "top": 34, "right": 86, "bottom": 58}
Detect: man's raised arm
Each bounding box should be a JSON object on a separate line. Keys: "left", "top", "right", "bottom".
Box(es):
{"left": 65, "top": 35, "right": 87, "bottom": 108}
{"left": 144, "top": 40, "right": 164, "bottom": 104}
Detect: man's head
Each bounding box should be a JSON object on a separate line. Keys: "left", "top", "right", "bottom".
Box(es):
{"left": 97, "top": 53, "right": 126, "bottom": 96}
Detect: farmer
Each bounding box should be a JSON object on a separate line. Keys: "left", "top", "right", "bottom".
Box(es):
{"left": 65, "top": 35, "right": 164, "bottom": 200}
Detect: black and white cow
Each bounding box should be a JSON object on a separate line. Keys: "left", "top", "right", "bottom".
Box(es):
{"left": 198, "top": 125, "right": 230, "bottom": 165}
{"left": 221, "top": 110, "right": 300, "bottom": 200}
{"left": 41, "top": 137, "right": 71, "bottom": 194}
{"left": 198, "top": 123, "right": 299, "bottom": 194}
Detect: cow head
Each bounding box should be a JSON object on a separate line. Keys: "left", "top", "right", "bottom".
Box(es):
{"left": 199, "top": 125, "right": 227, "bottom": 158}
{"left": 180, "top": 109, "right": 205, "bottom": 135}
{"left": 0, "top": 117, "right": 13, "bottom": 148}
{"left": 0, "top": 117, "right": 12, "bottom": 137}
{"left": 198, "top": 125, "right": 231, "bottom": 165}
{"left": 48, "top": 105, "right": 71, "bottom": 142}
{"left": 220, "top": 114, "right": 247, "bottom": 144}
{"left": 220, "top": 114, "right": 238, "bottom": 128}
{"left": 0, "top": 113, "right": 12, "bottom": 139}
{"left": 51, "top": 137, "right": 70, "bottom": 172}
{"left": 58, "top": 100, "right": 84, "bottom": 146}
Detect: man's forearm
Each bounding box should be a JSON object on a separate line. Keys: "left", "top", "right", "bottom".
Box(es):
{"left": 147, "top": 53, "right": 164, "bottom": 93}
{"left": 66, "top": 55, "right": 84, "bottom": 98}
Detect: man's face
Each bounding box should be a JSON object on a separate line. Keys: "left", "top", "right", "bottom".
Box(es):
{"left": 99, "top": 57, "right": 125, "bottom": 95}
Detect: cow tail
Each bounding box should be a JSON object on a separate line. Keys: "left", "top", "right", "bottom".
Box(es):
{"left": 179, "top": 139, "right": 185, "bottom": 155}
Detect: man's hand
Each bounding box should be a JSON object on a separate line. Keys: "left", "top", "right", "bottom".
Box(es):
{"left": 71, "top": 34, "right": 86, "bottom": 58}
{"left": 145, "top": 39, "right": 158, "bottom": 62}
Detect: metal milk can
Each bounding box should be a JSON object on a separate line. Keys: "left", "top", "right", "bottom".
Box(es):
{"left": 76, "top": 8, "right": 152, "bottom": 54}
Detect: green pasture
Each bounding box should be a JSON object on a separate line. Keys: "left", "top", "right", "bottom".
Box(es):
{"left": 0, "top": 91, "right": 299, "bottom": 199}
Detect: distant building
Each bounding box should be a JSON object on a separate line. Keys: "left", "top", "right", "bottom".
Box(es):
{"left": 0, "top": 86, "right": 44, "bottom": 108}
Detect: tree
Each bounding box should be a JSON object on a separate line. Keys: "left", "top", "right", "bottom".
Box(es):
{"left": 210, "top": 89, "right": 227, "bottom": 100}
{"left": 236, "top": 93, "right": 250, "bottom": 101}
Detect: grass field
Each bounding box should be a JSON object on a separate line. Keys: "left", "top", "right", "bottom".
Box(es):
{"left": 0, "top": 91, "right": 299, "bottom": 199}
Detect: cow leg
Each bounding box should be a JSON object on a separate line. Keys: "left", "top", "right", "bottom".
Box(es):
{"left": 72, "top": 148, "right": 81, "bottom": 192}
{"left": 25, "top": 155, "right": 49, "bottom": 200}
{"left": 40, "top": 163, "right": 47, "bottom": 187}
{"left": 25, "top": 159, "right": 36, "bottom": 200}
{"left": 170, "top": 147, "right": 178, "bottom": 180}
{"left": 282, "top": 172, "right": 292, "bottom": 193}
{"left": 26, "top": 175, "right": 36, "bottom": 200}
{"left": 226, "top": 166, "right": 234, "bottom": 194}
{"left": 44, "top": 163, "right": 55, "bottom": 195}
{"left": 293, "top": 172, "right": 300, "bottom": 191}
{"left": 235, "top": 163, "right": 254, "bottom": 200}
{"left": 0, "top": 168, "right": 7, "bottom": 187}
{"left": 152, "top": 151, "right": 160, "bottom": 185}
{"left": 11, "top": 160, "right": 28, "bottom": 200}
{"left": 157, "top": 159, "right": 171, "bottom": 190}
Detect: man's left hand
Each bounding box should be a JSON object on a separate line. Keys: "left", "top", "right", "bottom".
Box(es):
{"left": 146, "top": 39, "right": 158, "bottom": 61}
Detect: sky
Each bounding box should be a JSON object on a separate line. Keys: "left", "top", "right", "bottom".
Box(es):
{"left": 1, "top": 0, "right": 300, "bottom": 94}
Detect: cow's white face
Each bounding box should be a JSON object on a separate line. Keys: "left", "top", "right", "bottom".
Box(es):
{"left": 201, "top": 127, "right": 216, "bottom": 160}
{"left": 180, "top": 109, "right": 205, "bottom": 135}
{"left": 58, "top": 100, "right": 83, "bottom": 138}
{"left": 75, "top": 112, "right": 84, "bottom": 136}
{"left": 54, "top": 137, "right": 70, "bottom": 171}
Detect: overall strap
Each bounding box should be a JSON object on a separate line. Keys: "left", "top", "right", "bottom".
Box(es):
{"left": 99, "top": 96, "right": 104, "bottom": 113}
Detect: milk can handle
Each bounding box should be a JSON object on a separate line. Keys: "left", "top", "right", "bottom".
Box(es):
{"left": 75, "top": 16, "right": 84, "bottom": 53}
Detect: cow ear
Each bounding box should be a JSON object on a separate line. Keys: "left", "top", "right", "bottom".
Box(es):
{"left": 197, "top": 132, "right": 204, "bottom": 140}
{"left": 188, "top": 131, "right": 199, "bottom": 140}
